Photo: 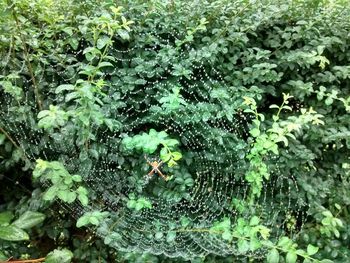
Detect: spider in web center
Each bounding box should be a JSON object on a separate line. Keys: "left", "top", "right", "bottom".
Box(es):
{"left": 144, "top": 155, "right": 169, "bottom": 180}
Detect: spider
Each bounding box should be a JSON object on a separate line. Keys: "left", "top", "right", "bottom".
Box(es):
{"left": 144, "top": 155, "right": 169, "bottom": 180}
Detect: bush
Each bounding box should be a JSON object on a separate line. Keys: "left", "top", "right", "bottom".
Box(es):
{"left": 0, "top": 0, "right": 349, "bottom": 262}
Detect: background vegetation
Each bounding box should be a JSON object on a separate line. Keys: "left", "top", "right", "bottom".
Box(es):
{"left": 0, "top": 0, "right": 349, "bottom": 262}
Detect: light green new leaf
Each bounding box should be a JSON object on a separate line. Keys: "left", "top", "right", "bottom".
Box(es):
{"left": 172, "top": 151, "right": 182, "bottom": 161}
{"left": 0, "top": 212, "right": 14, "bottom": 226}
{"left": 78, "top": 194, "right": 89, "bottom": 206}
{"left": 222, "top": 231, "right": 232, "bottom": 241}
{"left": 76, "top": 216, "right": 90, "bottom": 228}
{"left": 43, "top": 186, "right": 58, "bottom": 201}
{"left": 250, "top": 128, "right": 260, "bottom": 137}
{"left": 306, "top": 244, "right": 319, "bottom": 256}
{"left": 249, "top": 216, "right": 260, "bottom": 226}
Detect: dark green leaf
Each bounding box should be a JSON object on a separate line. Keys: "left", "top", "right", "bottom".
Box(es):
{"left": 0, "top": 225, "right": 29, "bottom": 241}
{"left": 12, "top": 211, "right": 45, "bottom": 229}
{"left": 267, "top": 248, "right": 279, "bottom": 263}
{"left": 45, "top": 248, "right": 73, "bottom": 263}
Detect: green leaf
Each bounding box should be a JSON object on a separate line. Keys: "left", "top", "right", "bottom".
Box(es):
{"left": 164, "top": 139, "right": 179, "bottom": 147}
{"left": 0, "top": 134, "right": 6, "bottom": 145}
{"left": 322, "top": 211, "right": 333, "bottom": 218}
{"left": 127, "top": 199, "right": 136, "bottom": 209}
{"left": 68, "top": 37, "right": 79, "bottom": 50}
{"left": 143, "top": 140, "right": 159, "bottom": 154}
{"left": 184, "top": 178, "right": 194, "bottom": 187}
{"left": 258, "top": 226, "right": 270, "bottom": 240}
{"left": 37, "top": 110, "right": 50, "bottom": 119}
{"left": 89, "top": 216, "right": 99, "bottom": 225}
{"left": 0, "top": 251, "right": 7, "bottom": 261}
{"left": 249, "top": 216, "right": 260, "bottom": 226}
{"left": 98, "top": 61, "right": 113, "bottom": 68}
{"left": 72, "top": 175, "right": 82, "bottom": 182}
{"left": 166, "top": 231, "right": 176, "bottom": 243}
{"left": 135, "top": 202, "right": 144, "bottom": 211}
{"left": 333, "top": 228, "right": 340, "bottom": 238}
{"left": 180, "top": 217, "right": 190, "bottom": 227}
{"left": 43, "top": 186, "right": 58, "bottom": 201}
{"left": 267, "top": 248, "right": 279, "bottom": 263}
{"left": 277, "top": 236, "right": 291, "bottom": 249}
{"left": 157, "top": 131, "right": 168, "bottom": 140}
{"left": 250, "top": 128, "right": 260, "bottom": 137}
{"left": 55, "top": 84, "right": 75, "bottom": 94}
{"left": 172, "top": 151, "right": 182, "bottom": 161}
{"left": 237, "top": 239, "right": 250, "bottom": 253}
{"left": 76, "top": 216, "right": 89, "bottom": 228}
{"left": 222, "top": 231, "right": 232, "bottom": 241}
{"left": 306, "top": 244, "right": 319, "bottom": 256}
{"left": 45, "top": 248, "right": 73, "bottom": 263}
{"left": 117, "top": 29, "right": 130, "bottom": 40}
{"left": 66, "top": 192, "right": 77, "bottom": 203}
{"left": 65, "top": 91, "right": 79, "bottom": 102}
{"left": 77, "top": 186, "right": 88, "bottom": 195}
{"left": 211, "top": 217, "right": 231, "bottom": 232}
{"left": 155, "top": 232, "right": 163, "bottom": 240}
{"left": 168, "top": 159, "right": 177, "bottom": 167}
{"left": 78, "top": 194, "right": 89, "bottom": 206}
{"left": 0, "top": 225, "right": 29, "bottom": 241}
{"left": 0, "top": 212, "right": 14, "bottom": 226}
{"left": 286, "top": 251, "right": 297, "bottom": 263}
{"left": 97, "top": 35, "right": 111, "bottom": 50}
{"left": 11, "top": 211, "right": 45, "bottom": 229}
{"left": 135, "top": 79, "right": 147, "bottom": 85}
{"left": 249, "top": 237, "right": 261, "bottom": 251}
{"left": 160, "top": 147, "right": 171, "bottom": 162}
{"left": 325, "top": 97, "right": 333, "bottom": 105}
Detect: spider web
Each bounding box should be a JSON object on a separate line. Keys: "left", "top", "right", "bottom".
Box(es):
{"left": 0, "top": 0, "right": 308, "bottom": 260}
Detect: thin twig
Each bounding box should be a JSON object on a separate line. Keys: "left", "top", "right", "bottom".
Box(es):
{"left": 0, "top": 126, "right": 31, "bottom": 164}
{"left": 8, "top": 1, "right": 43, "bottom": 110}
{"left": 0, "top": 126, "right": 20, "bottom": 150}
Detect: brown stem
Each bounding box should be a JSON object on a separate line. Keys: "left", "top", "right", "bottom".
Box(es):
{"left": 0, "top": 126, "right": 20, "bottom": 150}
{"left": 5, "top": 257, "right": 46, "bottom": 263}
{"left": 0, "top": 126, "right": 31, "bottom": 164}
{"left": 9, "top": 2, "right": 42, "bottom": 110}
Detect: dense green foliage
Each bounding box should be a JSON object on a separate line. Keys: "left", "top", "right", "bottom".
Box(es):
{"left": 0, "top": 0, "right": 350, "bottom": 262}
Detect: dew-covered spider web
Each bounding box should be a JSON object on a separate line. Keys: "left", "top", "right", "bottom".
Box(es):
{"left": 0, "top": 0, "right": 308, "bottom": 260}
